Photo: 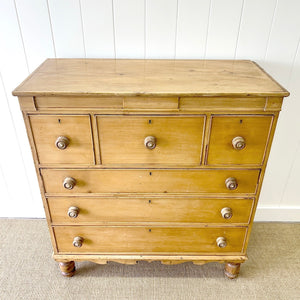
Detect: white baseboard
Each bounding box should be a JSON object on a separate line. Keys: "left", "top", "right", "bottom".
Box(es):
{"left": 255, "top": 206, "right": 300, "bottom": 222}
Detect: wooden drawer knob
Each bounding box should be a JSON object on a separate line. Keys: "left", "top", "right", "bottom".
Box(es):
{"left": 216, "top": 237, "right": 227, "bottom": 248}
{"left": 73, "top": 236, "right": 84, "bottom": 248}
{"left": 144, "top": 136, "right": 156, "bottom": 150}
{"left": 225, "top": 177, "right": 238, "bottom": 190}
{"left": 63, "top": 177, "right": 76, "bottom": 190}
{"left": 55, "top": 136, "right": 69, "bottom": 150}
{"left": 221, "top": 207, "right": 233, "bottom": 219}
{"left": 232, "top": 136, "right": 246, "bottom": 150}
{"left": 68, "top": 206, "right": 79, "bottom": 218}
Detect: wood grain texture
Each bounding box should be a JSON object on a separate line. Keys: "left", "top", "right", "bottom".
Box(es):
{"left": 54, "top": 226, "right": 247, "bottom": 254}
{"left": 48, "top": 197, "right": 254, "bottom": 225}
{"left": 12, "top": 59, "right": 289, "bottom": 97}
{"left": 41, "top": 169, "right": 260, "bottom": 195}
{"left": 29, "top": 115, "right": 94, "bottom": 164}
{"left": 97, "top": 115, "right": 204, "bottom": 165}
{"left": 207, "top": 115, "right": 273, "bottom": 165}
{"left": 53, "top": 254, "right": 247, "bottom": 264}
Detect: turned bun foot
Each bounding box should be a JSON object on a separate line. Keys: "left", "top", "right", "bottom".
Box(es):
{"left": 59, "top": 261, "right": 76, "bottom": 277}
{"left": 224, "top": 262, "right": 241, "bottom": 279}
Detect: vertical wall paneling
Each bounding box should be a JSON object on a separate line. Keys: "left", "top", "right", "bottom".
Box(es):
{"left": 280, "top": 43, "right": 300, "bottom": 206}
{"left": 258, "top": 0, "right": 300, "bottom": 207}
{"left": 235, "top": 0, "right": 277, "bottom": 61}
{"left": 113, "top": 0, "right": 144, "bottom": 58}
{"left": 0, "top": 72, "right": 43, "bottom": 217}
{"left": 48, "top": 0, "right": 85, "bottom": 57}
{"left": 0, "top": 0, "right": 43, "bottom": 217}
{"left": 146, "top": 0, "right": 178, "bottom": 58}
{"left": 175, "top": 0, "right": 211, "bottom": 58}
{"left": 205, "top": 0, "right": 244, "bottom": 58}
{"left": 0, "top": 165, "right": 10, "bottom": 213}
{"left": 14, "top": 0, "right": 55, "bottom": 72}
{"left": 263, "top": 0, "right": 300, "bottom": 86}
{"left": 0, "top": 0, "right": 300, "bottom": 219}
{"left": 80, "top": 0, "right": 115, "bottom": 58}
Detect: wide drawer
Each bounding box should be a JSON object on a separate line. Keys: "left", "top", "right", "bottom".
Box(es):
{"left": 41, "top": 169, "right": 260, "bottom": 194}
{"left": 48, "top": 197, "right": 254, "bottom": 224}
{"left": 54, "top": 226, "right": 247, "bottom": 254}
{"left": 29, "top": 115, "right": 94, "bottom": 164}
{"left": 97, "top": 115, "right": 205, "bottom": 165}
{"left": 207, "top": 115, "right": 273, "bottom": 165}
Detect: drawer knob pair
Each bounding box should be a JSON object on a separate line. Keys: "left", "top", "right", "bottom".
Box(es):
{"left": 216, "top": 237, "right": 227, "bottom": 248}
{"left": 144, "top": 136, "right": 156, "bottom": 150}
{"left": 55, "top": 136, "right": 69, "bottom": 150}
{"left": 68, "top": 206, "right": 79, "bottom": 218}
{"left": 232, "top": 136, "right": 246, "bottom": 150}
{"left": 73, "top": 236, "right": 84, "bottom": 248}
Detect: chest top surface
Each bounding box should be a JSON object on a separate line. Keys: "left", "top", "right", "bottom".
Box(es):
{"left": 12, "top": 59, "right": 289, "bottom": 97}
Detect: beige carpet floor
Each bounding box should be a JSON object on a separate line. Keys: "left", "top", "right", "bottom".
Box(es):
{"left": 0, "top": 220, "right": 299, "bottom": 300}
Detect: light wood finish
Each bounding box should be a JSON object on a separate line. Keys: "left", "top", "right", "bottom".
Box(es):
{"left": 97, "top": 116, "right": 205, "bottom": 165}
{"left": 53, "top": 254, "right": 247, "bottom": 264}
{"left": 124, "top": 97, "right": 178, "bottom": 109}
{"left": 180, "top": 97, "right": 270, "bottom": 111}
{"left": 14, "top": 59, "right": 289, "bottom": 278}
{"left": 224, "top": 262, "right": 241, "bottom": 279}
{"left": 48, "top": 197, "right": 254, "bottom": 225}
{"left": 41, "top": 169, "right": 260, "bottom": 194}
{"left": 29, "top": 115, "right": 94, "bottom": 164}
{"left": 12, "top": 59, "right": 289, "bottom": 97}
{"left": 58, "top": 261, "right": 75, "bottom": 277}
{"left": 54, "top": 226, "right": 247, "bottom": 254}
{"left": 207, "top": 115, "right": 273, "bottom": 165}
{"left": 35, "top": 96, "right": 123, "bottom": 109}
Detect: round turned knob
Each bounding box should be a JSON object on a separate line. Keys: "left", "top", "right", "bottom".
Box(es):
{"left": 63, "top": 177, "right": 76, "bottom": 190}
{"left": 144, "top": 136, "right": 156, "bottom": 150}
{"left": 225, "top": 177, "right": 238, "bottom": 190}
{"left": 72, "top": 236, "right": 84, "bottom": 248}
{"left": 68, "top": 206, "right": 79, "bottom": 218}
{"left": 55, "top": 136, "right": 70, "bottom": 150}
{"left": 216, "top": 237, "right": 227, "bottom": 248}
{"left": 221, "top": 207, "right": 233, "bottom": 220}
{"left": 232, "top": 136, "right": 246, "bottom": 150}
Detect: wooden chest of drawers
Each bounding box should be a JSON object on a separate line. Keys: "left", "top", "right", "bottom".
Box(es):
{"left": 13, "top": 59, "right": 289, "bottom": 278}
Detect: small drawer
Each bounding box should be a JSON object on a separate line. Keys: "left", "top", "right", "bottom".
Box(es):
{"left": 29, "top": 115, "right": 94, "bottom": 165}
{"left": 97, "top": 115, "right": 205, "bottom": 165}
{"left": 207, "top": 115, "right": 273, "bottom": 165}
{"left": 41, "top": 169, "right": 260, "bottom": 195}
{"left": 48, "top": 197, "right": 254, "bottom": 225}
{"left": 54, "top": 226, "right": 247, "bottom": 254}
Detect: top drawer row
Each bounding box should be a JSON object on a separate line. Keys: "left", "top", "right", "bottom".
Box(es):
{"left": 29, "top": 114, "right": 273, "bottom": 166}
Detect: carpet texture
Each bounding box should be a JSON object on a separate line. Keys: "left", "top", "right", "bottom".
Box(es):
{"left": 0, "top": 219, "right": 299, "bottom": 300}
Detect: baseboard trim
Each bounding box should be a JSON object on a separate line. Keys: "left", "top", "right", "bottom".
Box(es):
{"left": 255, "top": 206, "right": 300, "bottom": 222}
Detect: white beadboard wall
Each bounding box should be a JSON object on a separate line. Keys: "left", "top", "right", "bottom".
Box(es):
{"left": 0, "top": 0, "right": 299, "bottom": 221}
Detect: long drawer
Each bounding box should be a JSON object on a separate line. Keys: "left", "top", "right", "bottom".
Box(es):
{"left": 48, "top": 197, "right": 254, "bottom": 224}
{"left": 41, "top": 169, "right": 260, "bottom": 194}
{"left": 54, "top": 226, "right": 247, "bottom": 254}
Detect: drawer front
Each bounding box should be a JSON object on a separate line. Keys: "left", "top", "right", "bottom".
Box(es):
{"left": 97, "top": 116, "right": 205, "bottom": 165}
{"left": 54, "top": 226, "right": 247, "bottom": 254}
{"left": 41, "top": 169, "right": 260, "bottom": 194}
{"left": 29, "top": 115, "right": 94, "bottom": 164}
{"left": 49, "top": 197, "right": 254, "bottom": 224}
{"left": 207, "top": 115, "right": 273, "bottom": 165}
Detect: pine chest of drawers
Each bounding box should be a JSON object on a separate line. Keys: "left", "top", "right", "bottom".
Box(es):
{"left": 13, "top": 59, "right": 289, "bottom": 278}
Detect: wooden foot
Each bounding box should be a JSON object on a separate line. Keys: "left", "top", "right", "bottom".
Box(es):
{"left": 224, "top": 262, "right": 241, "bottom": 279}
{"left": 59, "top": 261, "right": 76, "bottom": 277}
